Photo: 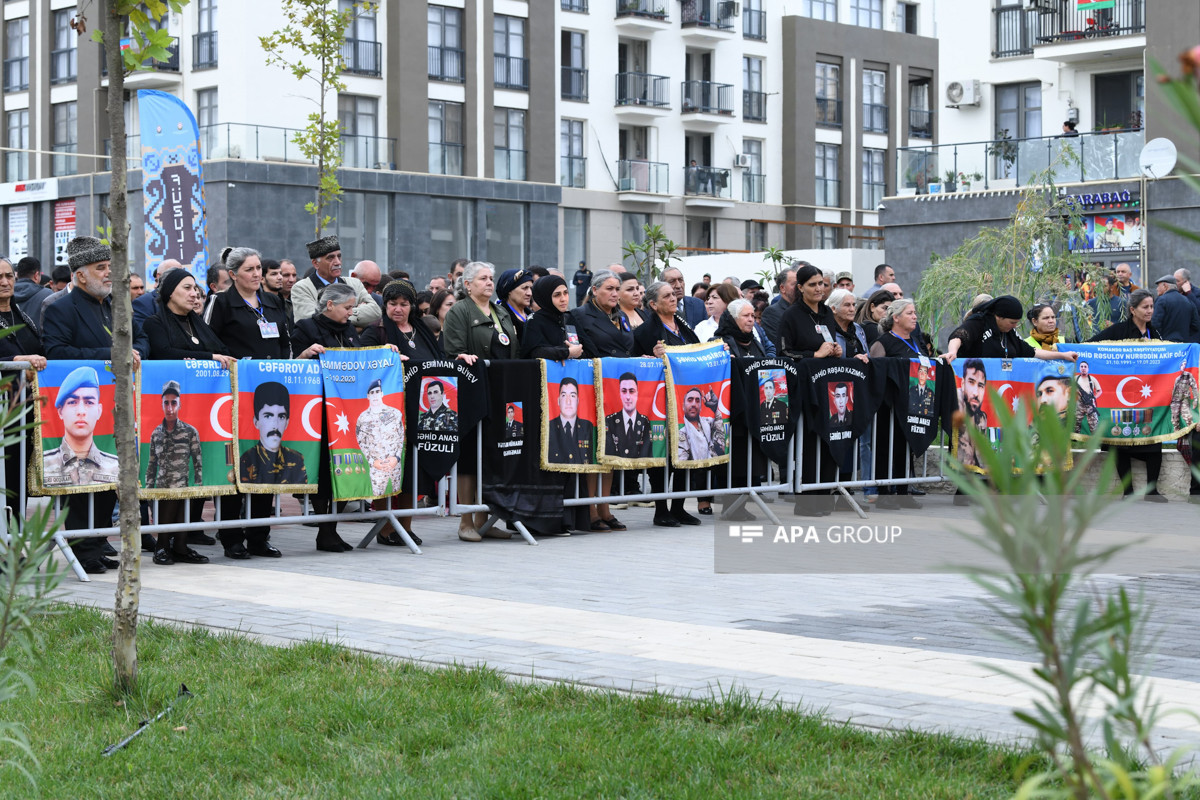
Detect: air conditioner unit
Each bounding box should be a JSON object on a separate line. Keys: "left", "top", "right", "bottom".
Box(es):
{"left": 945, "top": 79, "right": 981, "bottom": 107}
{"left": 718, "top": 1, "right": 740, "bottom": 17}
{"left": 734, "top": 153, "right": 752, "bottom": 168}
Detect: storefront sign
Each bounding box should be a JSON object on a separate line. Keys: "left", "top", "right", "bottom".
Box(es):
{"left": 0, "top": 178, "right": 59, "bottom": 206}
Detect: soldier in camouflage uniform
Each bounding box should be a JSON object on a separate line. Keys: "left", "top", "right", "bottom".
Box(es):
{"left": 42, "top": 366, "right": 120, "bottom": 489}
{"left": 356, "top": 379, "right": 405, "bottom": 495}
{"left": 418, "top": 380, "right": 458, "bottom": 432}
{"left": 1171, "top": 360, "right": 1199, "bottom": 430}
{"left": 145, "top": 381, "right": 209, "bottom": 564}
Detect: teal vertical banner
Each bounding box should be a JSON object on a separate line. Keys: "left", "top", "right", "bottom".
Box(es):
{"left": 138, "top": 89, "right": 209, "bottom": 289}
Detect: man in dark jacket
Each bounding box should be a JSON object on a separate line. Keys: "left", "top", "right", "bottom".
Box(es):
{"left": 13, "top": 256, "right": 51, "bottom": 311}
{"left": 1151, "top": 274, "right": 1200, "bottom": 344}
{"left": 132, "top": 259, "right": 182, "bottom": 327}
{"left": 760, "top": 267, "right": 797, "bottom": 351}
{"left": 42, "top": 236, "right": 151, "bottom": 575}
{"left": 661, "top": 267, "right": 707, "bottom": 328}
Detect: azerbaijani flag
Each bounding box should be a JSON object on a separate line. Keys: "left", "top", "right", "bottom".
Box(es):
{"left": 597, "top": 356, "right": 668, "bottom": 463}
{"left": 1077, "top": 0, "right": 1115, "bottom": 10}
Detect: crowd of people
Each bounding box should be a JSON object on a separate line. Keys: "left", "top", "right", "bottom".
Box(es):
{"left": 1, "top": 241, "right": 1195, "bottom": 574}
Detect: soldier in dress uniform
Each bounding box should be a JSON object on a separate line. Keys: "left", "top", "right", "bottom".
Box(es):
{"left": 908, "top": 364, "right": 935, "bottom": 417}
{"left": 1171, "top": 359, "right": 1199, "bottom": 429}
{"left": 42, "top": 365, "right": 120, "bottom": 488}
{"left": 503, "top": 404, "right": 524, "bottom": 439}
{"left": 356, "top": 378, "right": 405, "bottom": 495}
{"left": 418, "top": 380, "right": 458, "bottom": 431}
{"left": 759, "top": 374, "right": 788, "bottom": 427}
{"left": 239, "top": 381, "right": 308, "bottom": 484}
{"left": 605, "top": 372, "right": 652, "bottom": 459}
{"left": 549, "top": 377, "right": 595, "bottom": 463}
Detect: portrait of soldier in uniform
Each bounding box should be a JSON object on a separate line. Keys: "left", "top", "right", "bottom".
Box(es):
{"left": 42, "top": 365, "right": 120, "bottom": 488}
{"left": 958, "top": 358, "right": 988, "bottom": 468}
{"left": 677, "top": 386, "right": 725, "bottom": 461}
{"left": 1171, "top": 359, "right": 1199, "bottom": 429}
{"left": 908, "top": 364, "right": 935, "bottom": 417}
{"left": 418, "top": 379, "right": 458, "bottom": 432}
{"left": 829, "top": 382, "right": 853, "bottom": 428}
{"left": 239, "top": 381, "right": 308, "bottom": 484}
{"left": 549, "top": 377, "right": 595, "bottom": 464}
{"left": 759, "top": 370, "right": 788, "bottom": 427}
{"left": 1074, "top": 360, "right": 1101, "bottom": 434}
{"left": 604, "top": 372, "right": 652, "bottom": 459}
{"left": 356, "top": 378, "right": 405, "bottom": 495}
{"left": 145, "top": 380, "right": 202, "bottom": 489}
{"left": 1036, "top": 371, "right": 1071, "bottom": 418}
{"left": 503, "top": 403, "right": 524, "bottom": 440}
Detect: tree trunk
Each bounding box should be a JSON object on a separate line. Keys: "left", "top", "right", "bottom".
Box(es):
{"left": 105, "top": 5, "right": 141, "bottom": 693}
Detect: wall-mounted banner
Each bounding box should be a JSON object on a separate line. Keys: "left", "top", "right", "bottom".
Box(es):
{"left": 234, "top": 359, "right": 321, "bottom": 494}
{"left": 406, "top": 358, "right": 487, "bottom": 482}
{"left": 664, "top": 342, "right": 731, "bottom": 469}
{"left": 31, "top": 361, "right": 123, "bottom": 495}
{"left": 139, "top": 359, "right": 236, "bottom": 499}
{"left": 732, "top": 357, "right": 800, "bottom": 465}
{"left": 139, "top": 89, "right": 208, "bottom": 289}
{"left": 595, "top": 356, "right": 667, "bottom": 469}
{"left": 53, "top": 198, "right": 75, "bottom": 267}
{"left": 320, "top": 347, "right": 405, "bottom": 502}
{"left": 1059, "top": 342, "right": 1200, "bottom": 444}
{"left": 799, "top": 358, "right": 881, "bottom": 468}
{"left": 541, "top": 358, "right": 602, "bottom": 473}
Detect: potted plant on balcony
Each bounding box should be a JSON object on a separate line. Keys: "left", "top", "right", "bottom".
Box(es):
{"left": 958, "top": 171, "right": 984, "bottom": 191}
{"left": 986, "top": 128, "right": 1018, "bottom": 183}
{"left": 942, "top": 170, "right": 958, "bottom": 193}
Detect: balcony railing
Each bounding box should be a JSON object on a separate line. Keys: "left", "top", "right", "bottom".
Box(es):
{"left": 616, "top": 72, "right": 669, "bottom": 107}
{"left": 52, "top": 143, "right": 77, "bottom": 177}
{"left": 343, "top": 38, "right": 381, "bottom": 77}
{"left": 685, "top": 165, "right": 731, "bottom": 198}
{"left": 616, "top": 0, "right": 667, "bottom": 20}
{"left": 193, "top": 31, "right": 217, "bottom": 69}
{"left": 495, "top": 147, "right": 527, "bottom": 181}
{"left": 154, "top": 41, "right": 180, "bottom": 71}
{"left": 1034, "top": 0, "right": 1145, "bottom": 44}
{"left": 681, "top": 1, "right": 735, "bottom": 29}
{"left": 428, "top": 45, "right": 464, "bottom": 82}
{"left": 562, "top": 0, "right": 588, "bottom": 10}
{"left": 617, "top": 159, "right": 668, "bottom": 193}
{"left": 562, "top": 67, "right": 588, "bottom": 101}
{"left": 743, "top": 90, "right": 766, "bottom": 122}
{"left": 743, "top": 172, "right": 765, "bottom": 203}
{"left": 681, "top": 81, "right": 733, "bottom": 115}
{"left": 3, "top": 57, "right": 28, "bottom": 92}
{"left": 561, "top": 155, "right": 586, "bottom": 188}
{"left": 743, "top": 8, "right": 766, "bottom": 40}
{"left": 50, "top": 47, "right": 76, "bottom": 84}
{"left": 495, "top": 54, "right": 529, "bottom": 89}
{"left": 897, "top": 128, "right": 1145, "bottom": 192}
{"left": 429, "top": 142, "right": 464, "bottom": 175}
{"left": 909, "top": 108, "right": 933, "bottom": 139}
{"left": 816, "top": 97, "right": 842, "bottom": 127}
{"left": 863, "top": 103, "right": 888, "bottom": 134}
{"left": 993, "top": 4, "right": 1038, "bottom": 58}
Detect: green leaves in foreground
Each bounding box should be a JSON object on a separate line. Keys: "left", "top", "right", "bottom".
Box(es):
{"left": 950, "top": 394, "right": 1200, "bottom": 799}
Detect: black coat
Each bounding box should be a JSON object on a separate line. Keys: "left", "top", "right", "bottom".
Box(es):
{"left": 520, "top": 309, "right": 573, "bottom": 360}
{"left": 571, "top": 301, "right": 633, "bottom": 358}
{"left": 292, "top": 314, "right": 361, "bottom": 355}
{"left": 632, "top": 313, "right": 698, "bottom": 356}
{"left": 203, "top": 287, "right": 291, "bottom": 359}
{"left": 1150, "top": 290, "right": 1200, "bottom": 343}
{"left": 714, "top": 311, "right": 764, "bottom": 358}
{"left": 1088, "top": 319, "right": 1160, "bottom": 342}
{"left": 948, "top": 314, "right": 1037, "bottom": 359}
{"left": 43, "top": 287, "right": 150, "bottom": 360}
{"left": 0, "top": 301, "right": 43, "bottom": 359}
{"left": 359, "top": 315, "right": 444, "bottom": 361}
{"left": 143, "top": 307, "right": 230, "bottom": 360}
{"left": 779, "top": 301, "right": 837, "bottom": 359}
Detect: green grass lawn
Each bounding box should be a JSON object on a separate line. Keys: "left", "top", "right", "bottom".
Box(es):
{"left": 1, "top": 606, "right": 1033, "bottom": 799}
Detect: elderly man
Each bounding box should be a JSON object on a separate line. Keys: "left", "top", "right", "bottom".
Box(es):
{"left": 427, "top": 275, "right": 447, "bottom": 294}
{"left": 350, "top": 260, "right": 383, "bottom": 295}
{"left": 290, "top": 236, "right": 381, "bottom": 328}
{"left": 761, "top": 267, "right": 797, "bottom": 350}
{"left": 1152, "top": 274, "right": 1200, "bottom": 343}
{"left": 660, "top": 266, "right": 707, "bottom": 328}
{"left": 1114, "top": 262, "right": 1138, "bottom": 298}
{"left": 43, "top": 237, "right": 151, "bottom": 574}
{"left": 132, "top": 258, "right": 183, "bottom": 326}
{"left": 1175, "top": 268, "right": 1200, "bottom": 316}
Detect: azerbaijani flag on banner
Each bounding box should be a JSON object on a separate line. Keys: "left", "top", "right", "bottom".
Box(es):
{"left": 1059, "top": 342, "right": 1200, "bottom": 444}
{"left": 138, "top": 360, "right": 237, "bottom": 498}
{"left": 32, "top": 360, "right": 125, "bottom": 495}
{"left": 663, "top": 342, "right": 731, "bottom": 469}
{"left": 235, "top": 359, "right": 322, "bottom": 494}
{"left": 1077, "top": 0, "right": 1115, "bottom": 10}
{"left": 320, "top": 347, "right": 405, "bottom": 501}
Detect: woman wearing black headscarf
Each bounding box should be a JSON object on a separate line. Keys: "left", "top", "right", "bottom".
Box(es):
{"left": 521, "top": 275, "right": 584, "bottom": 360}
{"left": 945, "top": 294, "right": 1077, "bottom": 364}
{"left": 360, "top": 280, "right": 443, "bottom": 361}
{"left": 714, "top": 299, "right": 766, "bottom": 357}
{"left": 496, "top": 268, "right": 535, "bottom": 342}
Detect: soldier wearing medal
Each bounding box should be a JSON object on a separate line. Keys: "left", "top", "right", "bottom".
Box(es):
{"left": 549, "top": 377, "right": 595, "bottom": 463}
{"left": 908, "top": 363, "right": 935, "bottom": 418}
{"left": 605, "top": 372, "right": 652, "bottom": 459}
{"left": 1171, "top": 359, "right": 1199, "bottom": 429}
{"left": 759, "top": 374, "right": 788, "bottom": 427}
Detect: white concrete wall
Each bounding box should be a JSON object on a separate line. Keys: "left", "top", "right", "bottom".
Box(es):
{"left": 675, "top": 248, "right": 887, "bottom": 293}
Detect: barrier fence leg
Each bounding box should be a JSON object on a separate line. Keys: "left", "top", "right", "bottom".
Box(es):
{"left": 54, "top": 531, "right": 89, "bottom": 582}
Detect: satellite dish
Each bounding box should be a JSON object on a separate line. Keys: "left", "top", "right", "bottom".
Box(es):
{"left": 1139, "top": 137, "right": 1177, "bottom": 179}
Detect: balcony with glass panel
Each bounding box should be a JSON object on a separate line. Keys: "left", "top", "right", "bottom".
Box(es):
{"left": 614, "top": 73, "right": 671, "bottom": 120}
{"left": 52, "top": 144, "right": 77, "bottom": 177}
{"left": 863, "top": 103, "right": 888, "bottom": 134}
{"left": 562, "top": 67, "right": 588, "bottom": 101}
{"left": 742, "top": 172, "right": 765, "bottom": 203}
{"left": 909, "top": 108, "right": 933, "bottom": 140}
{"left": 429, "top": 142, "right": 464, "bottom": 176}
{"left": 743, "top": 91, "right": 766, "bottom": 123}
{"left": 616, "top": 159, "right": 669, "bottom": 202}
{"left": 495, "top": 148, "right": 527, "bottom": 181}
{"left": 615, "top": 0, "right": 671, "bottom": 34}
{"left": 684, "top": 164, "right": 733, "bottom": 208}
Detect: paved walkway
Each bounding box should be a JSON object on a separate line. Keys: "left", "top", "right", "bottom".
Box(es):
{"left": 54, "top": 494, "right": 1200, "bottom": 753}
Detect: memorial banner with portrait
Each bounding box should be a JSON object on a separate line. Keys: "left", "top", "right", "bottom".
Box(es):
{"left": 1058, "top": 342, "right": 1200, "bottom": 445}
{"left": 732, "top": 357, "right": 800, "bottom": 466}
{"left": 664, "top": 343, "right": 731, "bottom": 469}
{"left": 798, "top": 359, "right": 881, "bottom": 468}
{"left": 595, "top": 356, "right": 668, "bottom": 469}
{"left": 31, "top": 360, "right": 124, "bottom": 495}
{"left": 540, "top": 358, "right": 603, "bottom": 473}
{"left": 138, "top": 359, "right": 237, "bottom": 499}
{"left": 320, "top": 347, "right": 405, "bottom": 502}
{"left": 233, "top": 359, "right": 322, "bottom": 494}
{"left": 405, "top": 358, "right": 487, "bottom": 483}
{"left": 950, "top": 357, "right": 1041, "bottom": 473}
{"left": 884, "top": 359, "right": 956, "bottom": 458}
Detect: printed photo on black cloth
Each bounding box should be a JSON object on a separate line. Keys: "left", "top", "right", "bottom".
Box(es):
{"left": 799, "top": 359, "right": 882, "bottom": 468}
{"left": 887, "top": 359, "right": 955, "bottom": 457}
{"left": 405, "top": 359, "right": 487, "bottom": 482}
{"left": 733, "top": 358, "right": 800, "bottom": 465}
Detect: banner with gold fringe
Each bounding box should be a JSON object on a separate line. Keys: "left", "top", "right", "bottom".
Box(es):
{"left": 540, "top": 358, "right": 605, "bottom": 473}
{"left": 595, "top": 357, "right": 668, "bottom": 469}
{"left": 664, "top": 342, "right": 731, "bottom": 469}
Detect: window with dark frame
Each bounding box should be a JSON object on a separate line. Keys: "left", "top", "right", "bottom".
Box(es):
{"left": 428, "top": 6, "right": 464, "bottom": 82}
{"left": 428, "top": 100, "right": 464, "bottom": 176}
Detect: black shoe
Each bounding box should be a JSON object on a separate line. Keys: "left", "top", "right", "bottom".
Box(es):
{"left": 697, "top": 506, "right": 713, "bottom": 516}
{"left": 152, "top": 549, "right": 175, "bottom": 566}
{"left": 81, "top": 559, "right": 107, "bottom": 574}
{"left": 173, "top": 547, "right": 210, "bottom": 564}
{"left": 141, "top": 534, "right": 157, "bottom": 552}
{"left": 376, "top": 531, "right": 407, "bottom": 547}
{"left": 101, "top": 542, "right": 118, "bottom": 556}
{"left": 896, "top": 495, "right": 923, "bottom": 510}
{"left": 223, "top": 543, "right": 251, "bottom": 560}
{"left": 316, "top": 535, "right": 351, "bottom": 553}
{"left": 187, "top": 532, "right": 217, "bottom": 546}
{"left": 653, "top": 514, "right": 681, "bottom": 528}
{"left": 99, "top": 556, "right": 120, "bottom": 570}
{"left": 672, "top": 510, "right": 702, "bottom": 526}
{"left": 247, "top": 543, "right": 282, "bottom": 558}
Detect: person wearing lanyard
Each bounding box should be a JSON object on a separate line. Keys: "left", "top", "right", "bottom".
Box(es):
{"left": 204, "top": 247, "right": 310, "bottom": 560}
{"left": 944, "top": 295, "right": 1077, "bottom": 365}
{"left": 442, "top": 261, "right": 517, "bottom": 541}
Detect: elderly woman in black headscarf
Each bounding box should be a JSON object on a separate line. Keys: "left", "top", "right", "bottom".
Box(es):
{"left": 291, "top": 283, "right": 362, "bottom": 356}
{"left": 945, "top": 294, "right": 1077, "bottom": 364}
{"left": 713, "top": 298, "right": 766, "bottom": 357}
{"left": 496, "top": 268, "right": 535, "bottom": 342}
{"left": 521, "top": 275, "right": 584, "bottom": 360}
{"left": 360, "top": 279, "right": 444, "bottom": 362}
